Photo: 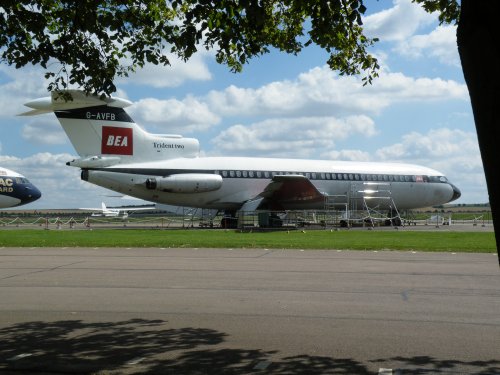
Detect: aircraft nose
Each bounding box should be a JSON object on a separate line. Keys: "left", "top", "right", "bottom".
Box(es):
{"left": 448, "top": 183, "right": 461, "bottom": 202}
{"left": 23, "top": 184, "right": 42, "bottom": 204}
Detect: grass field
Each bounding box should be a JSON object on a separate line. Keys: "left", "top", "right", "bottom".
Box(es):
{"left": 0, "top": 228, "right": 496, "bottom": 252}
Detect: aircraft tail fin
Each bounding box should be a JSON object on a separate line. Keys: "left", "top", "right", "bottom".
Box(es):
{"left": 21, "top": 90, "right": 200, "bottom": 165}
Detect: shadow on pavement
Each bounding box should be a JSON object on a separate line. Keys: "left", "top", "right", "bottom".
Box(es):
{"left": 0, "top": 319, "right": 498, "bottom": 374}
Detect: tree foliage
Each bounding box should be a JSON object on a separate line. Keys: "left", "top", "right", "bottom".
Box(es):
{"left": 0, "top": 0, "right": 387, "bottom": 96}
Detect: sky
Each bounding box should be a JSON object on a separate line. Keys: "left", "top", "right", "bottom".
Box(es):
{"left": 0, "top": 0, "right": 487, "bottom": 209}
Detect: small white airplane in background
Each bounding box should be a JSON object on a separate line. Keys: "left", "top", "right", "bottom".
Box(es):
{"left": 427, "top": 214, "right": 448, "bottom": 225}
{"left": 0, "top": 167, "right": 41, "bottom": 208}
{"left": 79, "top": 201, "right": 156, "bottom": 218}
{"left": 20, "top": 90, "right": 461, "bottom": 221}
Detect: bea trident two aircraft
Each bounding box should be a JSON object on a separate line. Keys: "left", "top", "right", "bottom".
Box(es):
{"left": 0, "top": 167, "right": 41, "bottom": 208}
{"left": 20, "top": 90, "right": 461, "bottom": 218}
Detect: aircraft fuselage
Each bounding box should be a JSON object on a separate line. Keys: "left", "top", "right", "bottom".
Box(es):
{"left": 82, "top": 156, "right": 460, "bottom": 211}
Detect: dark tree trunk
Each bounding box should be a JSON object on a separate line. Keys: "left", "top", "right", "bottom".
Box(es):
{"left": 457, "top": 0, "right": 499, "bottom": 264}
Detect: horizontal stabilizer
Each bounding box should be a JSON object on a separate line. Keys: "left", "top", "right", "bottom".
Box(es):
{"left": 19, "top": 90, "right": 132, "bottom": 116}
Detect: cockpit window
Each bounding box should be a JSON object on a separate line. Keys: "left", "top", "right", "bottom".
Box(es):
{"left": 428, "top": 176, "right": 448, "bottom": 183}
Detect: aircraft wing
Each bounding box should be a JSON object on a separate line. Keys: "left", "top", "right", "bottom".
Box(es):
{"left": 79, "top": 207, "right": 104, "bottom": 212}
{"left": 78, "top": 205, "right": 156, "bottom": 212}
{"left": 119, "top": 205, "right": 156, "bottom": 212}
{"left": 251, "top": 174, "right": 326, "bottom": 210}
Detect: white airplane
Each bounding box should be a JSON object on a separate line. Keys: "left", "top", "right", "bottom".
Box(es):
{"left": 20, "top": 90, "right": 461, "bottom": 222}
{"left": 0, "top": 167, "right": 42, "bottom": 208}
{"left": 79, "top": 201, "right": 156, "bottom": 218}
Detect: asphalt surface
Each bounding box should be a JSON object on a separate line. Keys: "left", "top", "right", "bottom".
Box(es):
{"left": 0, "top": 247, "right": 499, "bottom": 374}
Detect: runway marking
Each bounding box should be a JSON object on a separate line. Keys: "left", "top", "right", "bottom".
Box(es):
{"left": 7, "top": 353, "right": 32, "bottom": 361}
{"left": 253, "top": 360, "right": 271, "bottom": 370}
{"left": 127, "top": 357, "right": 145, "bottom": 365}
{"left": 378, "top": 369, "right": 401, "bottom": 375}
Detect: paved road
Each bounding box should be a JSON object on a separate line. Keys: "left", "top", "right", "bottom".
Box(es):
{"left": 0, "top": 247, "right": 499, "bottom": 374}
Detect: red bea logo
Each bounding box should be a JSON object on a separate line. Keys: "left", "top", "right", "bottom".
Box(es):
{"left": 101, "top": 126, "right": 133, "bottom": 155}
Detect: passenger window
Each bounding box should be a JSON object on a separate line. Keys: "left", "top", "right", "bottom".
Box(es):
{"left": 222, "top": 171, "right": 228, "bottom": 177}
{"left": 242, "top": 170, "right": 248, "bottom": 178}
{"left": 264, "top": 171, "right": 270, "bottom": 178}
{"left": 249, "top": 171, "right": 254, "bottom": 178}
{"left": 229, "top": 170, "right": 235, "bottom": 177}
{"left": 256, "top": 171, "right": 262, "bottom": 178}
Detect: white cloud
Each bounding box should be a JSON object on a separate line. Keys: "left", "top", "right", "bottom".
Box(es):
{"left": 211, "top": 115, "right": 376, "bottom": 158}
{"left": 119, "top": 52, "right": 212, "bottom": 88}
{"left": 375, "top": 128, "right": 478, "bottom": 161}
{"left": 22, "top": 117, "right": 68, "bottom": 145}
{"left": 206, "top": 66, "right": 467, "bottom": 119}
{"left": 129, "top": 96, "right": 220, "bottom": 133}
{"left": 0, "top": 65, "right": 48, "bottom": 118}
{"left": 397, "top": 25, "right": 460, "bottom": 66}
{"left": 363, "top": 0, "right": 436, "bottom": 42}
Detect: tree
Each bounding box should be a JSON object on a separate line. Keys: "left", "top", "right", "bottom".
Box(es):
{"left": 456, "top": 0, "right": 499, "bottom": 265}
{"left": 0, "top": 0, "right": 380, "bottom": 93}
{"left": 1, "top": 0, "right": 498, "bottom": 262}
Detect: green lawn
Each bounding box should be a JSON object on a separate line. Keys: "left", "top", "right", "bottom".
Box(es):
{"left": 0, "top": 229, "right": 496, "bottom": 252}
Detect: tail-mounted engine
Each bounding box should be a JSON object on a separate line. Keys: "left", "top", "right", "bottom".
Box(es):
{"left": 146, "top": 174, "right": 222, "bottom": 193}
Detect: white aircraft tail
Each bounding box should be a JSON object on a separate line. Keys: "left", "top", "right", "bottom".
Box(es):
{"left": 20, "top": 90, "right": 200, "bottom": 166}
